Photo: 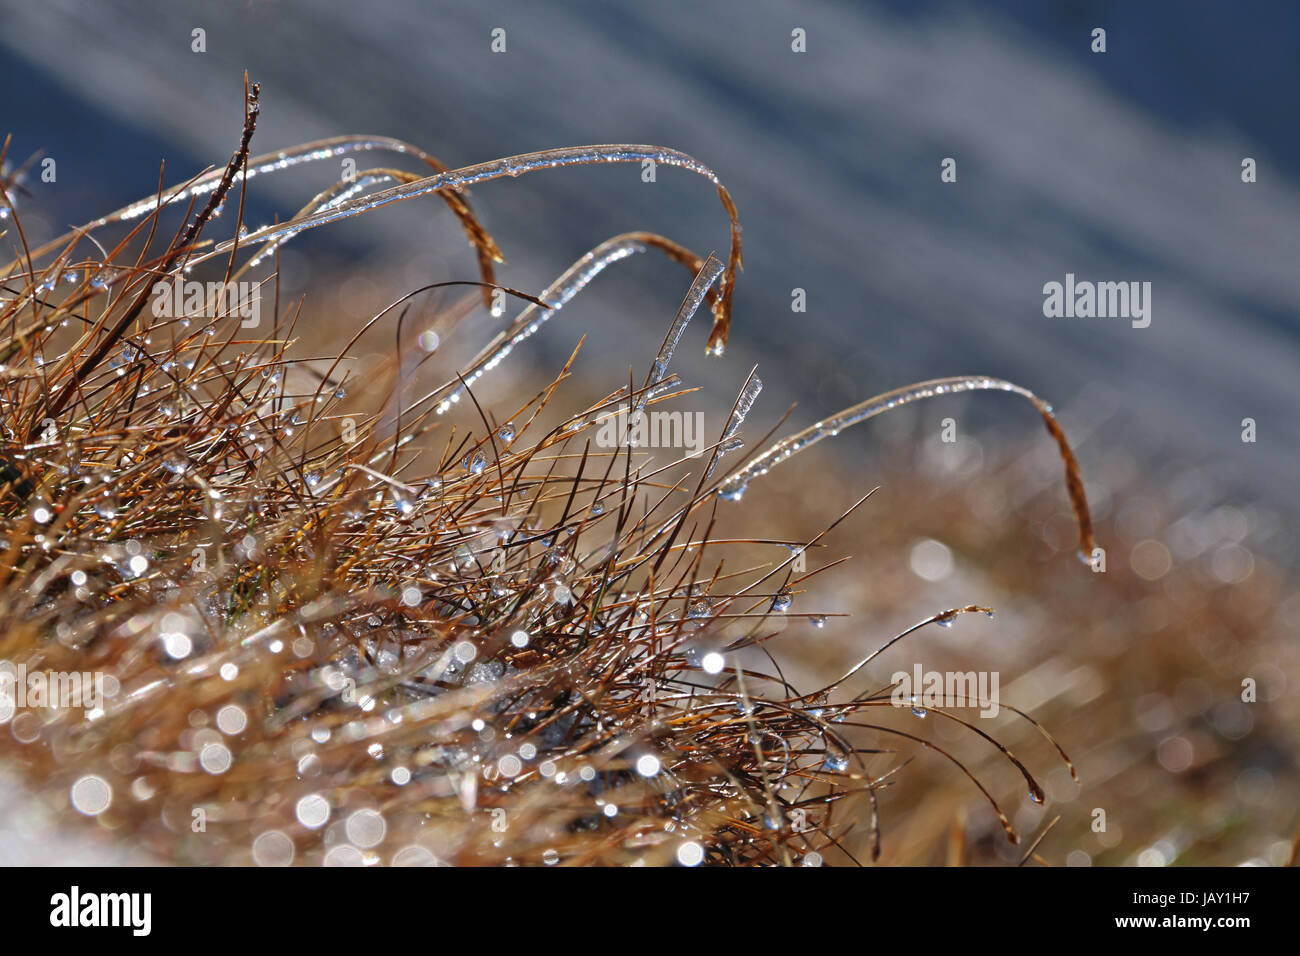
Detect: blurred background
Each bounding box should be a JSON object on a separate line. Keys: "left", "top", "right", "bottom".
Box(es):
{"left": 1, "top": 0, "right": 1296, "bottom": 865}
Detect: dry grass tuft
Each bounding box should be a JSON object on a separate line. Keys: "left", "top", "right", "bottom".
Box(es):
{"left": 0, "top": 80, "right": 1093, "bottom": 865}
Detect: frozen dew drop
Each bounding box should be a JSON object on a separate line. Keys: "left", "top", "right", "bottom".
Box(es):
{"left": 199, "top": 742, "right": 232, "bottom": 774}
{"left": 345, "top": 809, "right": 387, "bottom": 848}
{"left": 252, "top": 830, "right": 294, "bottom": 867}
{"left": 216, "top": 704, "right": 247, "bottom": 735}
{"left": 910, "top": 538, "right": 954, "bottom": 582}
{"left": 392, "top": 845, "right": 440, "bottom": 866}
{"left": 717, "top": 482, "right": 747, "bottom": 502}
{"left": 162, "top": 454, "right": 191, "bottom": 476}
{"left": 676, "top": 841, "right": 704, "bottom": 866}
{"left": 389, "top": 488, "right": 415, "bottom": 516}
{"left": 295, "top": 793, "right": 330, "bottom": 829}
{"left": 162, "top": 630, "right": 191, "bottom": 658}
{"left": 498, "top": 755, "right": 522, "bottom": 777}
{"left": 323, "top": 845, "right": 365, "bottom": 867}
{"left": 70, "top": 775, "right": 112, "bottom": 816}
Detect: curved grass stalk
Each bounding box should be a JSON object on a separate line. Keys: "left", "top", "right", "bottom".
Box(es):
{"left": 1, "top": 135, "right": 504, "bottom": 309}
{"left": 637, "top": 253, "right": 725, "bottom": 414}
{"left": 190, "top": 144, "right": 742, "bottom": 356}
{"left": 407, "top": 232, "right": 721, "bottom": 418}
{"left": 234, "top": 168, "right": 424, "bottom": 275}
{"left": 5, "top": 135, "right": 497, "bottom": 261}
{"left": 716, "top": 375, "right": 1095, "bottom": 558}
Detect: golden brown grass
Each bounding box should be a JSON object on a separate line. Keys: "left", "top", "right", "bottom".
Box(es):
{"left": 0, "top": 79, "right": 1102, "bottom": 866}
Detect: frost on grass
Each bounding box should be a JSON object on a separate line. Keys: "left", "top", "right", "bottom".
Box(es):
{"left": 0, "top": 83, "right": 1090, "bottom": 866}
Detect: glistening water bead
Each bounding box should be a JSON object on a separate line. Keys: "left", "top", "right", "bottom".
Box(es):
{"left": 823, "top": 752, "right": 849, "bottom": 773}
